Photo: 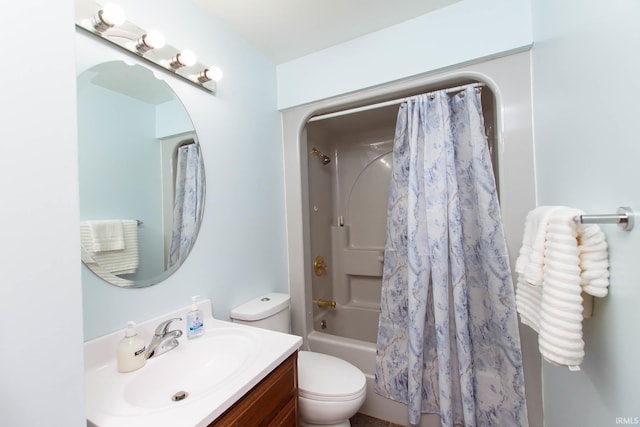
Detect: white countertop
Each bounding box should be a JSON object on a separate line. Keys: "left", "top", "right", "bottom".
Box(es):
{"left": 84, "top": 300, "right": 302, "bottom": 427}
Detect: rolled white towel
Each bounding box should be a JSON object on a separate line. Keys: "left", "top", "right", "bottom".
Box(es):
{"left": 546, "top": 223, "right": 577, "bottom": 237}
{"left": 580, "top": 250, "right": 608, "bottom": 261}
{"left": 516, "top": 205, "right": 611, "bottom": 369}
{"left": 579, "top": 223, "right": 606, "bottom": 239}
{"left": 543, "top": 250, "right": 580, "bottom": 266}
{"left": 580, "top": 261, "right": 610, "bottom": 274}
{"left": 543, "top": 258, "right": 581, "bottom": 276}
{"left": 582, "top": 279, "right": 609, "bottom": 297}
{"left": 516, "top": 206, "right": 560, "bottom": 285}
{"left": 545, "top": 239, "right": 580, "bottom": 256}
{"left": 576, "top": 223, "right": 609, "bottom": 298}
{"left": 515, "top": 278, "right": 543, "bottom": 332}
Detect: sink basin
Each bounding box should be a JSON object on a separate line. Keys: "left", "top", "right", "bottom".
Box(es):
{"left": 124, "top": 327, "right": 258, "bottom": 409}
{"left": 86, "top": 326, "right": 260, "bottom": 417}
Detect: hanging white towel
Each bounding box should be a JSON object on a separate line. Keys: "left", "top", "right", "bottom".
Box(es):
{"left": 515, "top": 206, "right": 559, "bottom": 286}
{"left": 86, "top": 220, "right": 125, "bottom": 252}
{"left": 80, "top": 220, "right": 139, "bottom": 275}
{"left": 80, "top": 243, "right": 134, "bottom": 287}
{"left": 515, "top": 206, "right": 610, "bottom": 368}
{"left": 514, "top": 206, "right": 560, "bottom": 332}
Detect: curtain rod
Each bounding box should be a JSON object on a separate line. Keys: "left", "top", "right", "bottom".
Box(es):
{"left": 308, "top": 82, "right": 485, "bottom": 123}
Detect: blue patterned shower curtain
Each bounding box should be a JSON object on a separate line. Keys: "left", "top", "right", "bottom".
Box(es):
{"left": 374, "top": 87, "right": 527, "bottom": 426}
{"left": 168, "top": 143, "right": 205, "bottom": 268}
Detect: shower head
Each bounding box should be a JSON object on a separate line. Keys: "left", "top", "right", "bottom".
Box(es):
{"left": 311, "top": 147, "right": 331, "bottom": 165}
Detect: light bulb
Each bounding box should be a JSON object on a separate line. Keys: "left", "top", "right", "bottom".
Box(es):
{"left": 101, "top": 3, "right": 125, "bottom": 26}
{"left": 135, "top": 30, "right": 166, "bottom": 53}
{"left": 170, "top": 50, "right": 197, "bottom": 69}
{"left": 91, "top": 3, "right": 125, "bottom": 32}
{"left": 198, "top": 66, "right": 223, "bottom": 83}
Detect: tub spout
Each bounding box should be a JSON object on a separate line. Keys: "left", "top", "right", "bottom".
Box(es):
{"left": 314, "top": 299, "right": 336, "bottom": 309}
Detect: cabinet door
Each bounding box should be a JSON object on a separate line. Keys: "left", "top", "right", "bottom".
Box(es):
{"left": 211, "top": 352, "right": 298, "bottom": 427}
{"left": 266, "top": 397, "right": 296, "bottom": 427}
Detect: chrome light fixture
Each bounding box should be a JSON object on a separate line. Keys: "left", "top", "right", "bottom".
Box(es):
{"left": 76, "top": 1, "right": 223, "bottom": 94}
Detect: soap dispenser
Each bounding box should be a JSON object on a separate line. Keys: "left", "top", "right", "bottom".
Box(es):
{"left": 117, "top": 321, "right": 147, "bottom": 373}
{"left": 187, "top": 295, "right": 204, "bottom": 339}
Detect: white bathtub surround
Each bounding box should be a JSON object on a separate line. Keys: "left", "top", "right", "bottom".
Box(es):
{"left": 515, "top": 206, "right": 610, "bottom": 368}
{"left": 375, "top": 88, "right": 527, "bottom": 426}
{"left": 84, "top": 299, "right": 301, "bottom": 427}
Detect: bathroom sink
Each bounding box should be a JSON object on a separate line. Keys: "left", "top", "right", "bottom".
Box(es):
{"left": 84, "top": 304, "right": 302, "bottom": 427}
{"left": 86, "top": 326, "right": 259, "bottom": 416}
{"left": 124, "top": 327, "right": 258, "bottom": 409}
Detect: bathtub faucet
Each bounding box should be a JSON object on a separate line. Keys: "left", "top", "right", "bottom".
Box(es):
{"left": 314, "top": 299, "right": 337, "bottom": 309}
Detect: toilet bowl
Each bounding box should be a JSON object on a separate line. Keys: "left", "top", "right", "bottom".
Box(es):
{"left": 298, "top": 351, "right": 366, "bottom": 427}
{"left": 230, "top": 293, "right": 366, "bottom": 427}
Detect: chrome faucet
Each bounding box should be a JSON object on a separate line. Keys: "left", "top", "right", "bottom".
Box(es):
{"left": 145, "top": 317, "right": 183, "bottom": 359}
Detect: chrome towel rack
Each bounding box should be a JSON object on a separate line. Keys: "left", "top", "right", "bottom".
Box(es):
{"left": 573, "top": 206, "right": 634, "bottom": 231}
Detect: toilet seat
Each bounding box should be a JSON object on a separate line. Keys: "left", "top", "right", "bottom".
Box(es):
{"left": 298, "top": 351, "right": 366, "bottom": 402}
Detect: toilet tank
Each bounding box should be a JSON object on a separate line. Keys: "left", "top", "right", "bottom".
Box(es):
{"left": 229, "top": 293, "right": 291, "bottom": 334}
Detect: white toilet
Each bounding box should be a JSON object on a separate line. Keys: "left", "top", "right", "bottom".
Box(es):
{"left": 230, "top": 293, "right": 366, "bottom": 427}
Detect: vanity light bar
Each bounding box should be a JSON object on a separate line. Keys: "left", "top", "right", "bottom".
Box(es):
{"left": 76, "top": 1, "right": 223, "bottom": 94}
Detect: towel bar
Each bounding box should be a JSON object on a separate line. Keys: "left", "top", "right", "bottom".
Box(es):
{"left": 573, "top": 206, "right": 634, "bottom": 231}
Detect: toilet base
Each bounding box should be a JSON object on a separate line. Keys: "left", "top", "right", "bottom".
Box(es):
{"left": 298, "top": 391, "right": 364, "bottom": 427}
{"left": 300, "top": 421, "right": 350, "bottom": 427}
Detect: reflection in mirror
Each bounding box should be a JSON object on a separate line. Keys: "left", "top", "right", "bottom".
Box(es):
{"left": 77, "top": 61, "right": 205, "bottom": 288}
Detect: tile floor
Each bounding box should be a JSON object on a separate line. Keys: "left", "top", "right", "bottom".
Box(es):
{"left": 350, "top": 412, "right": 405, "bottom": 427}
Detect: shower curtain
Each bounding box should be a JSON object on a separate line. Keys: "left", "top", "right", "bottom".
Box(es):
{"left": 168, "top": 143, "right": 205, "bottom": 268}
{"left": 374, "top": 87, "right": 527, "bottom": 426}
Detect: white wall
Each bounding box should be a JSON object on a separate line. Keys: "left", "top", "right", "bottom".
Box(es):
{"left": 77, "top": 0, "right": 289, "bottom": 340}
{"left": 531, "top": 0, "right": 640, "bottom": 425}
{"left": 1, "top": 0, "right": 288, "bottom": 423}
{"left": 0, "top": 0, "right": 85, "bottom": 426}
{"left": 276, "top": 0, "right": 533, "bottom": 109}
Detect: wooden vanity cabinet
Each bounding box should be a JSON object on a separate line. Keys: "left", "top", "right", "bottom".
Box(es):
{"left": 210, "top": 351, "right": 298, "bottom": 427}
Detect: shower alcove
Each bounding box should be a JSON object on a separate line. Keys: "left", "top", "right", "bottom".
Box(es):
{"left": 282, "top": 51, "right": 540, "bottom": 426}
{"left": 306, "top": 89, "right": 497, "bottom": 346}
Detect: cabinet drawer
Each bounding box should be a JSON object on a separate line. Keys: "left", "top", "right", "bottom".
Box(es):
{"left": 211, "top": 352, "right": 298, "bottom": 427}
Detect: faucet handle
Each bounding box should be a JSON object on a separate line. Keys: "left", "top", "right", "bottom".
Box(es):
{"left": 154, "top": 317, "right": 182, "bottom": 336}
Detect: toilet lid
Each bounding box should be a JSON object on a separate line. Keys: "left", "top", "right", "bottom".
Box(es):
{"left": 297, "top": 351, "right": 366, "bottom": 401}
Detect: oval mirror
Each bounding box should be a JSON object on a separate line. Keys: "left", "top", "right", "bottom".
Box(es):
{"left": 77, "top": 61, "right": 205, "bottom": 288}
